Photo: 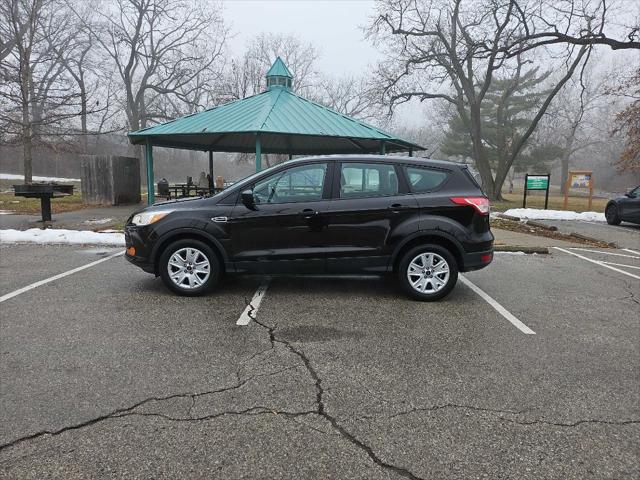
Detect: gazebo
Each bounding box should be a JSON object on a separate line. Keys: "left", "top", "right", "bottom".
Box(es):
{"left": 129, "top": 57, "right": 424, "bottom": 203}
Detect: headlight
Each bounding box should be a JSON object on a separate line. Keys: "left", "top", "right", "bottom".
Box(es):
{"left": 131, "top": 210, "right": 173, "bottom": 226}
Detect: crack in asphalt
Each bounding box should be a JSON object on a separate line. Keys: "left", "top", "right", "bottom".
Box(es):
{"left": 116, "top": 406, "right": 316, "bottom": 423}
{"left": 250, "top": 315, "right": 425, "bottom": 480}
{"left": 620, "top": 283, "right": 640, "bottom": 306}
{"left": 0, "top": 364, "right": 297, "bottom": 453}
{"left": 390, "top": 405, "right": 640, "bottom": 428}
{"left": 3, "top": 282, "right": 638, "bottom": 479}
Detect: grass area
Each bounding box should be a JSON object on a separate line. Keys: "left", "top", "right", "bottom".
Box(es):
{"left": 0, "top": 191, "right": 91, "bottom": 215}
{"left": 492, "top": 192, "right": 609, "bottom": 213}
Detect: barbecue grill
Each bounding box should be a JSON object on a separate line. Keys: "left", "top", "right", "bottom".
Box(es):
{"left": 13, "top": 183, "right": 74, "bottom": 222}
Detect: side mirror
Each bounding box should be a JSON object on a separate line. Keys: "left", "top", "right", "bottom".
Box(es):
{"left": 241, "top": 190, "right": 256, "bottom": 210}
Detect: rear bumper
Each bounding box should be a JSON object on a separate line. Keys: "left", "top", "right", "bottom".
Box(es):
{"left": 460, "top": 249, "right": 493, "bottom": 272}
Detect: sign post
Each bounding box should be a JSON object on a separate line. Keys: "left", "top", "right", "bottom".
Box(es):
{"left": 564, "top": 171, "right": 594, "bottom": 210}
{"left": 523, "top": 174, "right": 551, "bottom": 209}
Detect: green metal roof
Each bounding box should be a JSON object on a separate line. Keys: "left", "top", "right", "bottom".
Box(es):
{"left": 265, "top": 56, "right": 292, "bottom": 78}
{"left": 129, "top": 58, "right": 424, "bottom": 155}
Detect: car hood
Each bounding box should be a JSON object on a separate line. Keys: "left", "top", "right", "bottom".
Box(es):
{"left": 131, "top": 196, "right": 213, "bottom": 217}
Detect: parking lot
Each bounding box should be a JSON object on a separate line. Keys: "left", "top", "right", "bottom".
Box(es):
{"left": 0, "top": 241, "right": 638, "bottom": 479}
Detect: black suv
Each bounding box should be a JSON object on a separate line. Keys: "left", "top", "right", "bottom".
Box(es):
{"left": 125, "top": 156, "right": 493, "bottom": 301}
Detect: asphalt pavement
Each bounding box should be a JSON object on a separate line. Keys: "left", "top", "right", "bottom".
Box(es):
{"left": 539, "top": 219, "right": 640, "bottom": 249}
{"left": 0, "top": 242, "right": 638, "bottom": 479}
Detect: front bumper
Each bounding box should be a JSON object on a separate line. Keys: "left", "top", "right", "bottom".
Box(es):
{"left": 124, "top": 226, "right": 156, "bottom": 274}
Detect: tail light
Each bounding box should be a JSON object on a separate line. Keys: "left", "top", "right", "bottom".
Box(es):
{"left": 450, "top": 196, "right": 490, "bottom": 215}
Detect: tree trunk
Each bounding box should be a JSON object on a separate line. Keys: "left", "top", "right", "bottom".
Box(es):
{"left": 492, "top": 157, "right": 512, "bottom": 201}
{"left": 79, "top": 80, "right": 88, "bottom": 153}
{"left": 560, "top": 154, "right": 570, "bottom": 194}
{"left": 20, "top": 50, "right": 32, "bottom": 183}
{"left": 468, "top": 104, "right": 497, "bottom": 198}
{"left": 22, "top": 123, "right": 33, "bottom": 184}
{"left": 560, "top": 135, "right": 575, "bottom": 194}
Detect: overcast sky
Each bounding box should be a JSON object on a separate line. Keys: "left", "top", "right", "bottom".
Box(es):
{"left": 223, "top": 0, "right": 381, "bottom": 75}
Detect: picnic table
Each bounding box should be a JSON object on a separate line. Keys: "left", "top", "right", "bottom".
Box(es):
{"left": 165, "top": 184, "right": 224, "bottom": 199}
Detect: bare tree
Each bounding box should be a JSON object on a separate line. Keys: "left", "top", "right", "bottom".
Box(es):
{"left": 610, "top": 67, "right": 640, "bottom": 172}
{"left": 370, "top": 0, "right": 597, "bottom": 199}
{"left": 544, "top": 62, "right": 610, "bottom": 192}
{"left": 220, "top": 33, "right": 320, "bottom": 100}
{"left": 1, "top": 0, "right": 82, "bottom": 182}
{"left": 312, "top": 76, "right": 385, "bottom": 121}
{"left": 499, "top": 0, "right": 640, "bottom": 57}
{"left": 71, "top": 0, "right": 227, "bottom": 152}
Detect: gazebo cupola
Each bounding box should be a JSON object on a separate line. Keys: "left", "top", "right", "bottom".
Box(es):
{"left": 265, "top": 57, "right": 293, "bottom": 90}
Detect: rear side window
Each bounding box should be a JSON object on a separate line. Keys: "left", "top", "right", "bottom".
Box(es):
{"left": 404, "top": 166, "right": 448, "bottom": 193}
{"left": 340, "top": 163, "right": 399, "bottom": 198}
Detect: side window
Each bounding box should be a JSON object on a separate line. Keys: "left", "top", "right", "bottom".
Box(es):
{"left": 405, "top": 167, "right": 448, "bottom": 193}
{"left": 339, "top": 163, "right": 398, "bottom": 198}
{"left": 252, "top": 163, "right": 327, "bottom": 204}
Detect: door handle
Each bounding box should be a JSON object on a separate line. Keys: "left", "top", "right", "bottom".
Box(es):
{"left": 388, "top": 203, "right": 411, "bottom": 211}
{"left": 301, "top": 208, "right": 319, "bottom": 219}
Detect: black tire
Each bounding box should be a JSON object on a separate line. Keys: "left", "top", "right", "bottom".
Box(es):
{"left": 398, "top": 244, "right": 459, "bottom": 301}
{"left": 159, "top": 239, "right": 221, "bottom": 296}
{"left": 605, "top": 203, "right": 621, "bottom": 225}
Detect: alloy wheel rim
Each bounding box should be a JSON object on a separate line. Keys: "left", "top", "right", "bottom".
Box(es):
{"left": 407, "top": 252, "right": 450, "bottom": 294}
{"left": 167, "top": 247, "right": 211, "bottom": 289}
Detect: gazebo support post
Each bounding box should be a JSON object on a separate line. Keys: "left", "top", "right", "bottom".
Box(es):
{"left": 208, "top": 150, "right": 213, "bottom": 188}
{"left": 145, "top": 139, "right": 155, "bottom": 205}
{"left": 255, "top": 134, "right": 262, "bottom": 172}
{"left": 379, "top": 141, "right": 386, "bottom": 155}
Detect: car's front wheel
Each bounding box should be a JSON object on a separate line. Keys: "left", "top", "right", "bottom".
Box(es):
{"left": 159, "top": 239, "right": 221, "bottom": 296}
{"left": 605, "top": 203, "right": 621, "bottom": 225}
{"left": 398, "top": 245, "right": 458, "bottom": 301}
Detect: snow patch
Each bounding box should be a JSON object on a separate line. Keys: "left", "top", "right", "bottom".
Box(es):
{"left": 0, "top": 173, "right": 81, "bottom": 182}
{"left": 0, "top": 228, "right": 125, "bottom": 246}
{"left": 503, "top": 208, "right": 606, "bottom": 222}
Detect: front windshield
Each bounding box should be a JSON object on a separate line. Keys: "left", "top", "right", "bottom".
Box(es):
{"left": 211, "top": 159, "right": 299, "bottom": 197}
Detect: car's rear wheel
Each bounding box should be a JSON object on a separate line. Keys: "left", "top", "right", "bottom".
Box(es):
{"left": 159, "top": 239, "right": 220, "bottom": 296}
{"left": 398, "top": 245, "right": 458, "bottom": 301}
{"left": 605, "top": 203, "right": 621, "bottom": 225}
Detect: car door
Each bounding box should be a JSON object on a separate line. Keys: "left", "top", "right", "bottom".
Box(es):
{"left": 619, "top": 186, "right": 640, "bottom": 223}
{"left": 228, "top": 162, "right": 331, "bottom": 273}
{"left": 323, "top": 161, "right": 418, "bottom": 274}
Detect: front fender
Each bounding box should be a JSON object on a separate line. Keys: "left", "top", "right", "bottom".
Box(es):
{"left": 149, "top": 225, "right": 230, "bottom": 266}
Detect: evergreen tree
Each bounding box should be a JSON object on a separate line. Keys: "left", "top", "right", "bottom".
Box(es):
{"left": 441, "top": 67, "right": 563, "bottom": 181}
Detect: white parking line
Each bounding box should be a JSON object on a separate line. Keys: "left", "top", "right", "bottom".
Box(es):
{"left": 622, "top": 248, "right": 640, "bottom": 256}
{"left": 0, "top": 251, "right": 124, "bottom": 303}
{"left": 601, "top": 261, "right": 640, "bottom": 271}
{"left": 566, "top": 247, "right": 640, "bottom": 259}
{"left": 553, "top": 247, "right": 640, "bottom": 280}
{"left": 237, "top": 278, "right": 271, "bottom": 326}
{"left": 459, "top": 275, "right": 536, "bottom": 335}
